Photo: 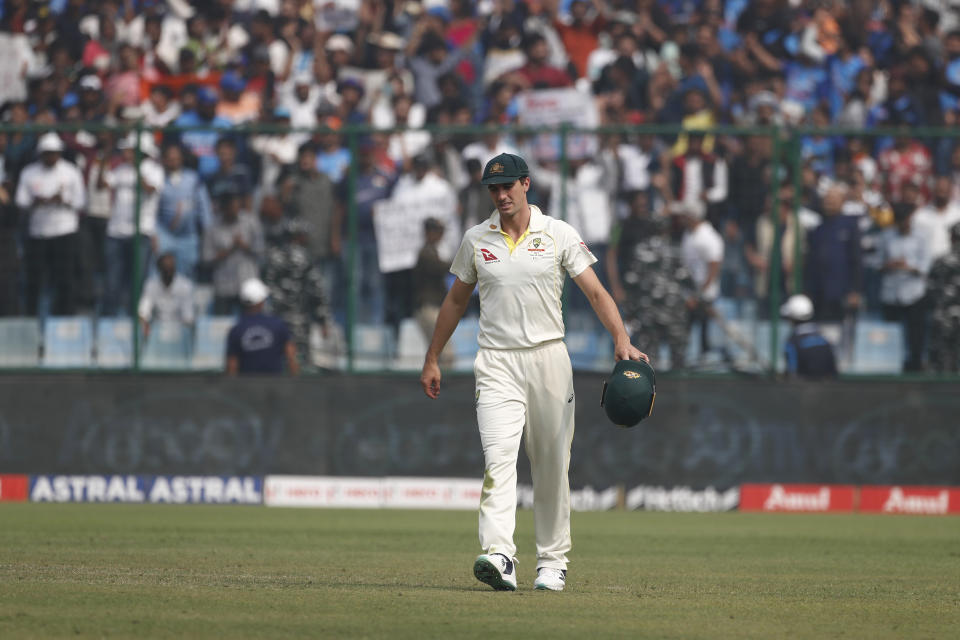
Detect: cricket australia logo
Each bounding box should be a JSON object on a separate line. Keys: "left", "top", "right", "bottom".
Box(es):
{"left": 480, "top": 248, "right": 500, "bottom": 263}
{"left": 623, "top": 371, "right": 642, "bottom": 379}
{"left": 490, "top": 162, "right": 504, "bottom": 174}
{"left": 528, "top": 237, "right": 545, "bottom": 254}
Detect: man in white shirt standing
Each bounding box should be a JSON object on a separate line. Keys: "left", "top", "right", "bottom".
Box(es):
{"left": 879, "top": 204, "right": 931, "bottom": 372}
{"left": 419, "top": 153, "right": 647, "bottom": 592}
{"left": 102, "top": 132, "right": 164, "bottom": 316}
{"left": 913, "top": 176, "right": 960, "bottom": 262}
{"left": 679, "top": 200, "right": 725, "bottom": 359}
{"left": 15, "top": 133, "right": 86, "bottom": 316}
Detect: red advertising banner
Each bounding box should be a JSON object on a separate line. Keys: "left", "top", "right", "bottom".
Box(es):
{"left": 0, "top": 474, "right": 29, "bottom": 502}
{"left": 860, "top": 486, "right": 960, "bottom": 515}
{"left": 740, "top": 483, "right": 857, "bottom": 513}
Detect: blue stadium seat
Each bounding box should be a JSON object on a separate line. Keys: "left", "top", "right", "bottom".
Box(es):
{"left": 352, "top": 323, "right": 395, "bottom": 371}
{"left": 394, "top": 317, "right": 428, "bottom": 371}
{"left": 95, "top": 317, "right": 135, "bottom": 368}
{"left": 141, "top": 320, "right": 192, "bottom": 369}
{"left": 0, "top": 317, "right": 41, "bottom": 367}
{"left": 851, "top": 321, "right": 903, "bottom": 374}
{"left": 450, "top": 316, "right": 480, "bottom": 371}
{"left": 191, "top": 316, "right": 235, "bottom": 370}
{"left": 42, "top": 316, "right": 93, "bottom": 368}
{"left": 566, "top": 329, "right": 599, "bottom": 371}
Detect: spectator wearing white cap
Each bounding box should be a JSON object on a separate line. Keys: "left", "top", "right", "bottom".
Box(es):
{"left": 102, "top": 132, "right": 165, "bottom": 317}
{"left": 15, "top": 132, "right": 86, "bottom": 316}
{"left": 226, "top": 277, "right": 299, "bottom": 376}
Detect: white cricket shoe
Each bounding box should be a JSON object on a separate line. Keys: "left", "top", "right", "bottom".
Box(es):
{"left": 533, "top": 567, "right": 566, "bottom": 591}
{"left": 473, "top": 553, "right": 517, "bottom": 591}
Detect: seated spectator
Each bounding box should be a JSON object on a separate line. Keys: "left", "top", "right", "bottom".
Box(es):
{"left": 780, "top": 294, "right": 837, "bottom": 380}
{"left": 173, "top": 86, "right": 232, "bottom": 179}
{"left": 202, "top": 188, "right": 264, "bottom": 315}
{"left": 138, "top": 252, "right": 195, "bottom": 339}
{"left": 226, "top": 277, "right": 298, "bottom": 376}
{"left": 501, "top": 32, "right": 573, "bottom": 90}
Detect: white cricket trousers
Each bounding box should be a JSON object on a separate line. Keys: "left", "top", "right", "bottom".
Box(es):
{"left": 474, "top": 339, "right": 575, "bottom": 570}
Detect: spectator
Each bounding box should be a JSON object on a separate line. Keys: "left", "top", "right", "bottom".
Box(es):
{"left": 610, "top": 191, "right": 692, "bottom": 370}
{"left": 77, "top": 130, "right": 116, "bottom": 313}
{"left": 550, "top": 0, "right": 607, "bottom": 80}
{"left": 216, "top": 71, "right": 261, "bottom": 125}
{"left": 173, "top": 86, "right": 231, "bottom": 179}
{"left": 102, "top": 132, "right": 164, "bottom": 317}
{"left": 747, "top": 184, "right": 805, "bottom": 315}
{"left": 407, "top": 20, "right": 478, "bottom": 111}
{"left": 926, "top": 222, "right": 960, "bottom": 373}
{"left": 15, "top": 132, "right": 86, "bottom": 316}
{"left": 879, "top": 203, "right": 931, "bottom": 372}
{"left": 313, "top": 115, "right": 352, "bottom": 184}
{"left": 206, "top": 137, "right": 253, "bottom": 210}
{"left": 202, "top": 188, "right": 264, "bottom": 315}
{"left": 411, "top": 217, "right": 453, "bottom": 366}
{"left": 278, "top": 143, "right": 339, "bottom": 296}
{"left": 141, "top": 85, "right": 181, "bottom": 128}
{"left": 678, "top": 200, "right": 724, "bottom": 359}
{"left": 249, "top": 106, "right": 300, "bottom": 197}
{"left": 913, "top": 176, "right": 960, "bottom": 262}
{"left": 338, "top": 138, "right": 396, "bottom": 325}
{"left": 261, "top": 219, "right": 329, "bottom": 371}
{"left": 667, "top": 132, "right": 728, "bottom": 224}
{"left": 138, "top": 252, "right": 195, "bottom": 339}
{"left": 877, "top": 130, "right": 933, "bottom": 205}
{"left": 226, "top": 277, "right": 298, "bottom": 376}
{"left": 780, "top": 294, "right": 838, "bottom": 380}
{"left": 805, "top": 184, "right": 862, "bottom": 367}
{"left": 0, "top": 134, "right": 19, "bottom": 316}
{"left": 156, "top": 142, "right": 213, "bottom": 279}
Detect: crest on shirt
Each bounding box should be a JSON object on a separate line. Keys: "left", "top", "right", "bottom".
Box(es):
{"left": 527, "top": 236, "right": 545, "bottom": 253}
{"left": 480, "top": 248, "right": 500, "bottom": 263}
{"left": 533, "top": 238, "right": 541, "bottom": 248}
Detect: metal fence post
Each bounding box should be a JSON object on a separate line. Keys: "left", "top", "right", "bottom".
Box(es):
{"left": 346, "top": 129, "right": 358, "bottom": 372}
{"left": 132, "top": 122, "right": 143, "bottom": 372}
{"left": 768, "top": 128, "right": 783, "bottom": 376}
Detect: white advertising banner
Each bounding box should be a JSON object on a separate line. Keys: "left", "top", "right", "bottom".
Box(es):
{"left": 264, "top": 476, "right": 482, "bottom": 510}
{"left": 517, "top": 88, "right": 599, "bottom": 161}
{"left": 372, "top": 188, "right": 458, "bottom": 273}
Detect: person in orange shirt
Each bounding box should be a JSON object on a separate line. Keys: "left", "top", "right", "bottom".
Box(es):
{"left": 549, "top": 0, "right": 607, "bottom": 79}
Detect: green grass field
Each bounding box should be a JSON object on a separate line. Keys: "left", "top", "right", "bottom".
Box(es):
{"left": 0, "top": 505, "right": 957, "bottom": 639}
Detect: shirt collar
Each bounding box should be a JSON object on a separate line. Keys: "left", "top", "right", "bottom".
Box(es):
{"left": 486, "top": 205, "right": 546, "bottom": 233}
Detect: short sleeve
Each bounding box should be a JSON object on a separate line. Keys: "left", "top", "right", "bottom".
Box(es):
{"left": 449, "top": 232, "right": 478, "bottom": 284}
{"left": 226, "top": 325, "right": 241, "bottom": 358}
{"left": 558, "top": 222, "right": 598, "bottom": 277}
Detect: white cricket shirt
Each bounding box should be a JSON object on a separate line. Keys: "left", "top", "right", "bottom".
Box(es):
{"left": 450, "top": 205, "right": 597, "bottom": 350}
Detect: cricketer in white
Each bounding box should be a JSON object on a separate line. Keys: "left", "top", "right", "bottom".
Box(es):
{"left": 420, "top": 153, "right": 648, "bottom": 592}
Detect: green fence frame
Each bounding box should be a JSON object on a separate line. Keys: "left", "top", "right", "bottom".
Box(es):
{"left": 2, "top": 121, "right": 959, "bottom": 377}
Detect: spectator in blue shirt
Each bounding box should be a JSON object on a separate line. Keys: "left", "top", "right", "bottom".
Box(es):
{"left": 226, "top": 278, "right": 299, "bottom": 376}
{"left": 173, "top": 86, "right": 232, "bottom": 179}
{"left": 781, "top": 294, "right": 837, "bottom": 380}
{"left": 156, "top": 143, "right": 213, "bottom": 279}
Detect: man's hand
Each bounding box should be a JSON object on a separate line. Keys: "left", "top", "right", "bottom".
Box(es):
{"left": 421, "top": 357, "right": 442, "bottom": 399}
{"left": 614, "top": 338, "right": 649, "bottom": 363}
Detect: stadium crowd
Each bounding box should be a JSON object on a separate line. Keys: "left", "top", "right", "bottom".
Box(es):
{"left": 2, "top": 0, "right": 960, "bottom": 373}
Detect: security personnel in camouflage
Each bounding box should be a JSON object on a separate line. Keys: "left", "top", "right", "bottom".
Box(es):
{"left": 927, "top": 222, "right": 960, "bottom": 373}
{"left": 261, "top": 219, "right": 329, "bottom": 370}
{"left": 614, "top": 215, "right": 694, "bottom": 370}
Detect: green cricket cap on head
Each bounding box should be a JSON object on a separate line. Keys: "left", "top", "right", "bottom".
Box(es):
{"left": 601, "top": 359, "right": 656, "bottom": 428}
{"left": 481, "top": 153, "right": 529, "bottom": 185}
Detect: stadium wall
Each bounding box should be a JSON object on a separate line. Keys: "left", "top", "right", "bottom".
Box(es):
{"left": 0, "top": 374, "right": 957, "bottom": 489}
